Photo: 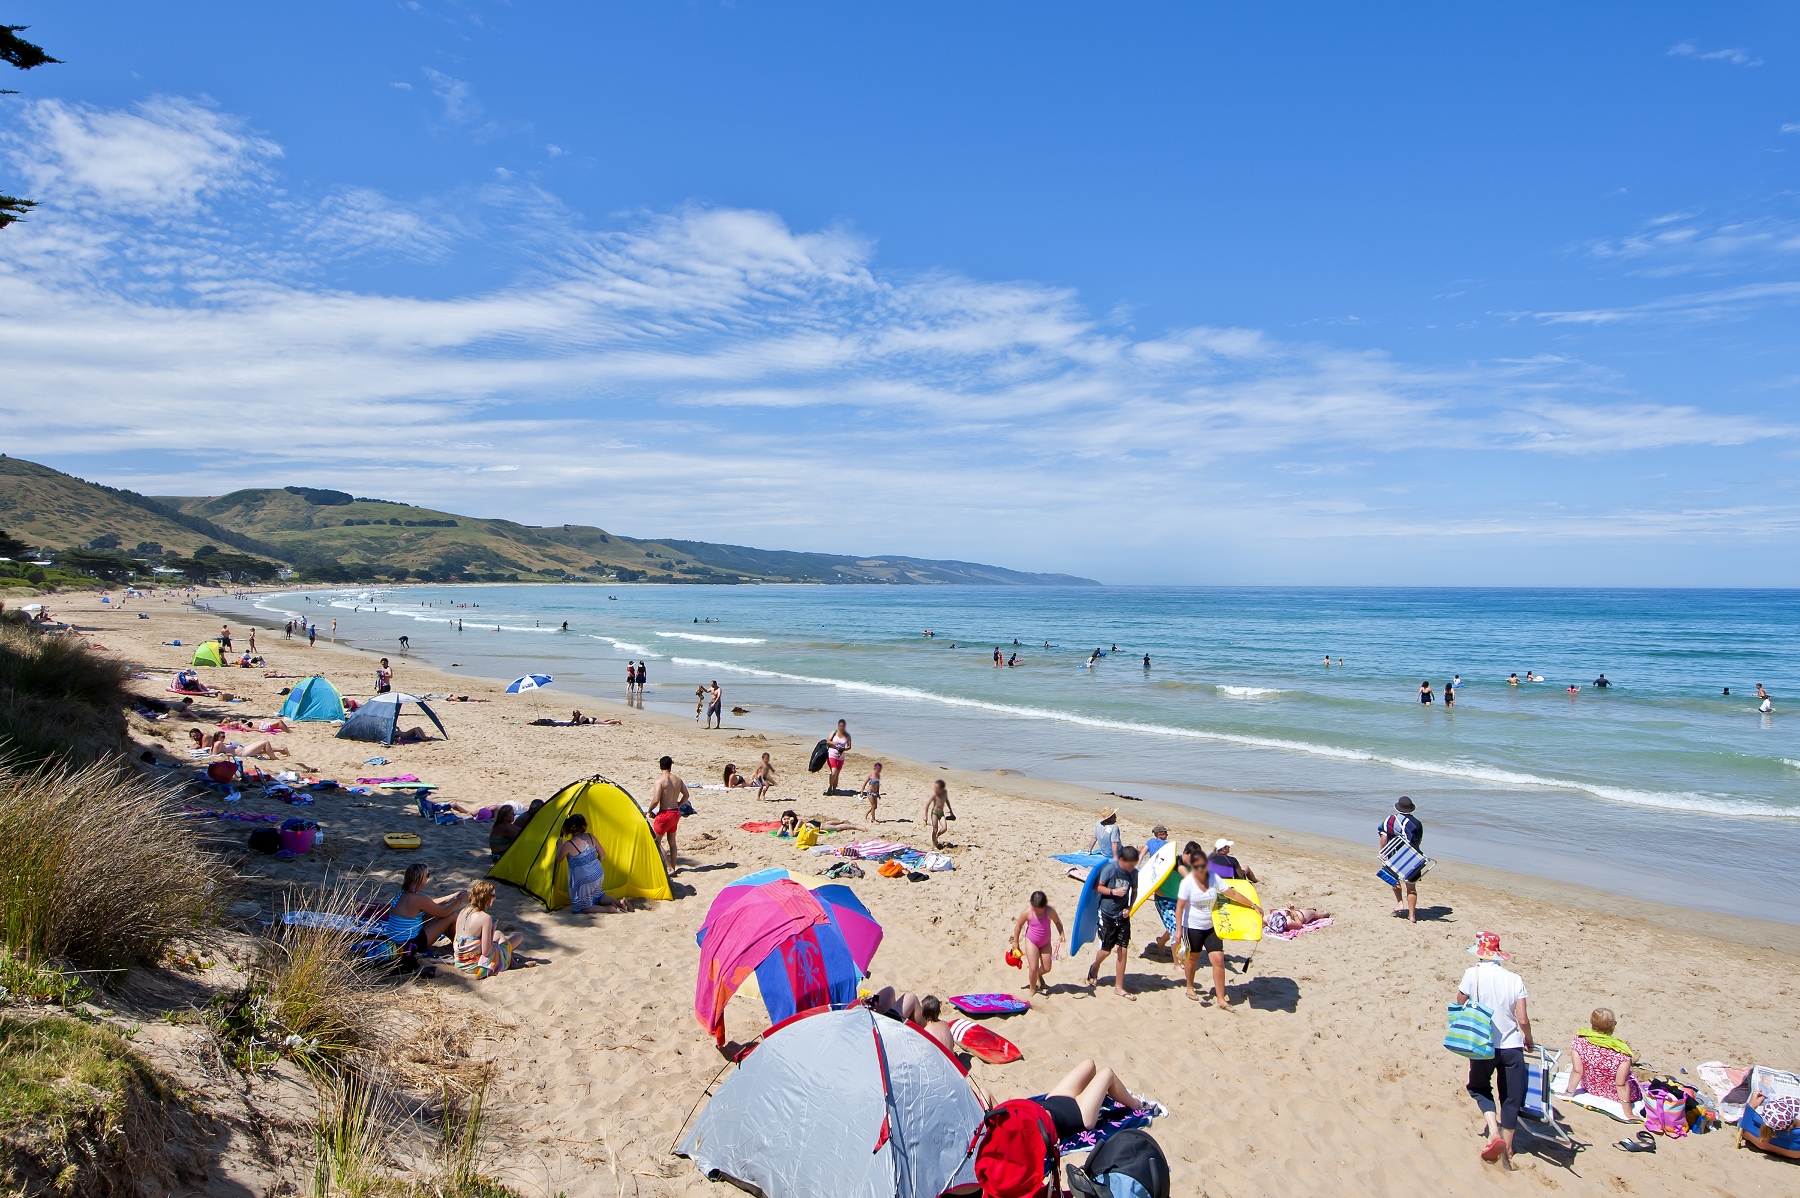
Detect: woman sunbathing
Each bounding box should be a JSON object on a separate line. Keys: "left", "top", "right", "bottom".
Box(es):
{"left": 723, "top": 763, "right": 748, "bottom": 788}
{"left": 489, "top": 804, "right": 523, "bottom": 858}
{"left": 1014, "top": 1060, "right": 1164, "bottom": 1143}
{"left": 777, "top": 810, "right": 860, "bottom": 836}
{"left": 454, "top": 881, "right": 522, "bottom": 978}
{"left": 385, "top": 862, "right": 467, "bottom": 951}
{"left": 1270, "top": 904, "right": 1331, "bottom": 932}
{"left": 1568, "top": 1007, "right": 1638, "bottom": 1114}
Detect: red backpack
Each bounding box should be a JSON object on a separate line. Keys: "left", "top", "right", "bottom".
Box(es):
{"left": 971, "top": 1099, "right": 1062, "bottom": 1198}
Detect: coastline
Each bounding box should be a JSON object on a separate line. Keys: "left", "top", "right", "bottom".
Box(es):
{"left": 75, "top": 588, "right": 1800, "bottom": 1196}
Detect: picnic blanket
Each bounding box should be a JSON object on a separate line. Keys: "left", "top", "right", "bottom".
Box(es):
{"left": 1026, "top": 1095, "right": 1163, "bottom": 1156}
{"left": 807, "top": 839, "right": 955, "bottom": 871}
{"left": 280, "top": 911, "right": 385, "bottom": 935}
{"left": 1266, "top": 915, "right": 1334, "bottom": 941}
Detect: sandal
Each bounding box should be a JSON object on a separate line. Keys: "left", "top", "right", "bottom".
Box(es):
{"left": 1615, "top": 1131, "right": 1656, "bottom": 1153}
{"left": 1480, "top": 1136, "right": 1506, "bottom": 1162}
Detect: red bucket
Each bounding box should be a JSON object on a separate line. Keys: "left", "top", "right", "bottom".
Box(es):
{"left": 207, "top": 761, "right": 238, "bottom": 784}
{"left": 278, "top": 828, "right": 314, "bottom": 854}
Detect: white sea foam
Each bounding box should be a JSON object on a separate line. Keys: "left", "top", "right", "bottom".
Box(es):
{"left": 655, "top": 631, "right": 768, "bottom": 644}
{"left": 665, "top": 654, "right": 1800, "bottom": 820}
{"left": 1216, "top": 685, "right": 1283, "bottom": 697}
{"left": 591, "top": 636, "right": 660, "bottom": 657}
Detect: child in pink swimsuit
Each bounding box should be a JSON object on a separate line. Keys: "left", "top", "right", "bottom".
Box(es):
{"left": 1010, "top": 890, "right": 1064, "bottom": 997}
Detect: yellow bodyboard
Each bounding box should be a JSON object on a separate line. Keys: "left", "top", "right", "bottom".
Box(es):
{"left": 1211, "top": 878, "right": 1263, "bottom": 942}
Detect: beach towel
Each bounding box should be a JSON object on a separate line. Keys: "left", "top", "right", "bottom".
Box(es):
{"left": 358, "top": 774, "right": 421, "bottom": 784}
{"left": 281, "top": 911, "right": 385, "bottom": 936}
{"left": 840, "top": 838, "right": 914, "bottom": 858}
{"left": 1028, "top": 1095, "right": 1163, "bottom": 1157}
{"left": 949, "top": 993, "right": 1030, "bottom": 1017}
{"left": 1053, "top": 853, "right": 1109, "bottom": 868}
{"left": 739, "top": 820, "right": 782, "bottom": 833}
{"left": 1697, "top": 1061, "right": 1751, "bottom": 1123}
{"left": 1266, "top": 915, "right": 1333, "bottom": 940}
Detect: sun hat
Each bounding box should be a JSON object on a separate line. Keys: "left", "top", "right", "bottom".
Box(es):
{"left": 1394, "top": 796, "right": 1416, "bottom": 813}
{"left": 1151, "top": 824, "right": 1168, "bottom": 837}
{"left": 1098, "top": 806, "right": 1117, "bottom": 821}
{"left": 1213, "top": 838, "right": 1233, "bottom": 851}
{"left": 1467, "top": 931, "right": 1510, "bottom": 961}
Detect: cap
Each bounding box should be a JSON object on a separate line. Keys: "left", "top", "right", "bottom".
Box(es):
{"left": 1394, "top": 796, "right": 1416, "bottom": 813}
{"left": 1466, "top": 931, "right": 1510, "bottom": 961}
{"left": 1214, "top": 838, "right": 1233, "bottom": 851}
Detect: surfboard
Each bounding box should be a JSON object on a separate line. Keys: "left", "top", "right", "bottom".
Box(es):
{"left": 1068, "top": 859, "right": 1105, "bottom": 952}
{"left": 1212, "top": 878, "right": 1263, "bottom": 942}
{"left": 1127, "top": 842, "right": 1177, "bottom": 917}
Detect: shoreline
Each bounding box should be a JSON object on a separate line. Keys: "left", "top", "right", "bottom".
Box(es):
{"left": 195, "top": 586, "right": 1800, "bottom": 950}
{"left": 57, "top": 587, "right": 1800, "bottom": 1197}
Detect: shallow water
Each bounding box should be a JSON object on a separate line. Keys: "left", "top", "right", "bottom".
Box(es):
{"left": 229, "top": 585, "right": 1800, "bottom": 923}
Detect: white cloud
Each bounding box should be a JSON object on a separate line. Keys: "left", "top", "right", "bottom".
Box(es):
{"left": 4, "top": 96, "right": 277, "bottom": 215}
{"left": 423, "top": 67, "right": 481, "bottom": 124}
{"left": 1668, "top": 42, "right": 1763, "bottom": 67}
{"left": 1530, "top": 281, "right": 1800, "bottom": 324}
{"left": 1585, "top": 213, "right": 1800, "bottom": 276}
{"left": 0, "top": 95, "right": 1796, "bottom": 575}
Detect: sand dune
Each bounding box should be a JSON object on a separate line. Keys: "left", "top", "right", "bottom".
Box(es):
{"left": 58, "top": 589, "right": 1800, "bottom": 1197}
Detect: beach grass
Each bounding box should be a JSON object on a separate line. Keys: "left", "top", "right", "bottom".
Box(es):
{"left": 237, "top": 877, "right": 383, "bottom": 1064}
{"left": 0, "top": 618, "right": 134, "bottom": 766}
{"left": 0, "top": 758, "right": 223, "bottom": 971}
{"left": 308, "top": 1065, "right": 512, "bottom": 1198}
{"left": 0, "top": 1014, "right": 185, "bottom": 1196}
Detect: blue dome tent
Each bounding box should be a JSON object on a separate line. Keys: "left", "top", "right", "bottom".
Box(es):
{"left": 336, "top": 692, "right": 448, "bottom": 745}
{"left": 279, "top": 676, "right": 345, "bottom": 722}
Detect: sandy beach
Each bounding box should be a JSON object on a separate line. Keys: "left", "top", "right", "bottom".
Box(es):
{"left": 56, "top": 589, "right": 1800, "bottom": 1197}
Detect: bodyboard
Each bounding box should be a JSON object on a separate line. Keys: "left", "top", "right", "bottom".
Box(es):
{"left": 948, "top": 993, "right": 1030, "bottom": 1017}
{"left": 1212, "top": 878, "right": 1263, "bottom": 942}
{"left": 951, "top": 1018, "right": 1022, "bottom": 1063}
{"left": 1069, "top": 858, "right": 1105, "bottom": 952}
{"left": 1128, "top": 842, "right": 1177, "bottom": 916}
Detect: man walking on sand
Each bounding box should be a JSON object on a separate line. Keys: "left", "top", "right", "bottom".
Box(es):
{"left": 308, "top": 623, "right": 316, "bottom": 647}
{"left": 923, "top": 779, "right": 957, "bottom": 849}
{"left": 1378, "top": 796, "right": 1425, "bottom": 923}
{"left": 1086, "top": 845, "right": 1140, "bottom": 1000}
{"left": 705, "top": 680, "right": 722, "bottom": 729}
{"left": 650, "top": 755, "right": 688, "bottom": 874}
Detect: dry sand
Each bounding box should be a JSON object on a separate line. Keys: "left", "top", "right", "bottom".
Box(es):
{"left": 51, "top": 589, "right": 1800, "bottom": 1196}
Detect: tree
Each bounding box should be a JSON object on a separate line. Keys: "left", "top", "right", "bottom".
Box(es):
{"left": 2, "top": 25, "right": 61, "bottom": 232}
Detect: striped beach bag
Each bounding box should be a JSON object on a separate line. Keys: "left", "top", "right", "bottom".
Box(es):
{"left": 1445, "top": 966, "right": 1496, "bottom": 1059}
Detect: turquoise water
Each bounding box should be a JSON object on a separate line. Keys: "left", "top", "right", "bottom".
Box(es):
{"left": 235, "top": 586, "right": 1800, "bottom": 922}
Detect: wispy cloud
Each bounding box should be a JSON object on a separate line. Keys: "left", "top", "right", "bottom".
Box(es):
{"left": 1529, "top": 281, "right": 1800, "bottom": 324}
{"left": 1668, "top": 42, "right": 1763, "bottom": 67}
{"left": 422, "top": 67, "right": 481, "bottom": 124}
{"left": 1, "top": 95, "right": 1795, "bottom": 570}
{"left": 1584, "top": 213, "right": 1800, "bottom": 277}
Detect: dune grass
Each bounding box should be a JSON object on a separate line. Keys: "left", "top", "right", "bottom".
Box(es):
{"left": 0, "top": 758, "right": 223, "bottom": 971}
{"left": 217, "top": 877, "right": 383, "bottom": 1067}
{"left": 0, "top": 1014, "right": 184, "bottom": 1197}
{"left": 307, "top": 1066, "right": 512, "bottom": 1198}
{"left": 0, "top": 619, "right": 134, "bottom": 766}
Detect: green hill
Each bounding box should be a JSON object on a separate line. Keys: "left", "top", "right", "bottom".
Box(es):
{"left": 0, "top": 457, "right": 1099, "bottom": 586}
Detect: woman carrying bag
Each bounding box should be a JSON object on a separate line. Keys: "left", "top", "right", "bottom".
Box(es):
{"left": 1448, "top": 931, "right": 1534, "bottom": 1169}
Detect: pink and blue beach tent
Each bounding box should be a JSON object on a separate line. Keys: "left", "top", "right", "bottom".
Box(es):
{"left": 694, "top": 867, "right": 882, "bottom": 1044}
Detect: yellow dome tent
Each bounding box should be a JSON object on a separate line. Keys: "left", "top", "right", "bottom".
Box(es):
{"left": 191, "top": 641, "right": 226, "bottom": 667}
{"left": 488, "top": 776, "right": 673, "bottom": 908}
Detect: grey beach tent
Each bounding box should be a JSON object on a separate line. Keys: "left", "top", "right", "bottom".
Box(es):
{"left": 335, "top": 692, "right": 448, "bottom": 745}
{"left": 678, "top": 1007, "right": 986, "bottom": 1198}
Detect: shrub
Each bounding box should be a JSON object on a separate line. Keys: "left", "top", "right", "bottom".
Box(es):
{"left": 0, "top": 622, "right": 133, "bottom": 765}
{"left": 0, "top": 759, "right": 222, "bottom": 970}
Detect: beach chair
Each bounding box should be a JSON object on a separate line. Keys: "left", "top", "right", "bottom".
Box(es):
{"left": 1520, "top": 1047, "right": 1576, "bottom": 1149}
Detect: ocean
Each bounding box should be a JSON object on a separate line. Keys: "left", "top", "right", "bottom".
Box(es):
{"left": 225, "top": 585, "right": 1800, "bottom": 923}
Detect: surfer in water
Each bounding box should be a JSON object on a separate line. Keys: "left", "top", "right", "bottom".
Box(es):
{"left": 1086, "top": 649, "right": 1102, "bottom": 668}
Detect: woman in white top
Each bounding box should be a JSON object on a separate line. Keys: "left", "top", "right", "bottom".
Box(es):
{"left": 1455, "top": 931, "right": 1535, "bottom": 1169}
{"left": 1173, "top": 842, "right": 1262, "bottom": 1010}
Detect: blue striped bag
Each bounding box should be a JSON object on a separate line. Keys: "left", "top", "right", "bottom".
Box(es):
{"left": 1444, "top": 998, "right": 1496, "bottom": 1059}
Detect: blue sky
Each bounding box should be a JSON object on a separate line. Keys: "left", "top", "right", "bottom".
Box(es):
{"left": 3, "top": 2, "right": 1799, "bottom": 585}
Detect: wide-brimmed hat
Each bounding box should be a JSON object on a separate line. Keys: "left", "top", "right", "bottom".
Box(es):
{"left": 1151, "top": 824, "right": 1168, "bottom": 837}
{"left": 1394, "top": 796, "right": 1416, "bottom": 813}
{"left": 1467, "top": 931, "right": 1510, "bottom": 961}
{"left": 1214, "top": 838, "right": 1233, "bottom": 851}
{"left": 1098, "top": 806, "right": 1117, "bottom": 821}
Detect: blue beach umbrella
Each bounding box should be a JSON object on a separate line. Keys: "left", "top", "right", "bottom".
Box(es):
{"left": 506, "top": 673, "right": 554, "bottom": 717}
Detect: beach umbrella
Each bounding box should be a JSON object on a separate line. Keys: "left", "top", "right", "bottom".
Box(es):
{"left": 694, "top": 870, "right": 882, "bottom": 1044}
{"left": 506, "top": 672, "right": 553, "bottom": 717}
